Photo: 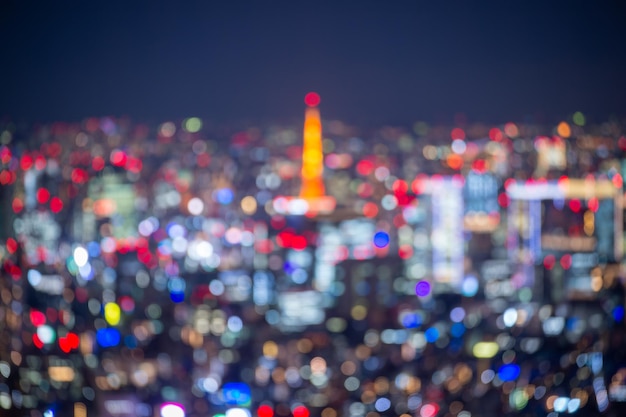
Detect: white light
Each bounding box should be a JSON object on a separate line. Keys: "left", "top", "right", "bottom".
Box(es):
{"left": 225, "top": 408, "right": 251, "bottom": 417}
{"left": 227, "top": 316, "right": 243, "bottom": 333}
{"left": 37, "top": 325, "right": 55, "bottom": 344}
{"left": 187, "top": 197, "right": 204, "bottom": 215}
{"left": 567, "top": 398, "right": 581, "bottom": 413}
{"left": 160, "top": 403, "right": 185, "bottom": 417}
{"left": 503, "top": 308, "right": 518, "bottom": 327}
{"left": 542, "top": 317, "right": 565, "bottom": 335}
{"left": 195, "top": 241, "right": 213, "bottom": 259}
{"left": 73, "top": 246, "right": 89, "bottom": 267}
{"left": 287, "top": 198, "right": 309, "bottom": 215}
{"left": 451, "top": 139, "right": 467, "bottom": 154}
{"left": 27, "top": 270, "right": 42, "bottom": 286}
{"left": 554, "top": 397, "right": 569, "bottom": 413}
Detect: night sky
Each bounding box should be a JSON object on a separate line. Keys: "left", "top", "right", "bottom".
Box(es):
{"left": 1, "top": 0, "right": 625, "bottom": 126}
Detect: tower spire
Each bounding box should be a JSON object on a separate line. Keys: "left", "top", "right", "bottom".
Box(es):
{"left": 300, "top": 92, "right": 325, "bottom": 199}
{"left": 273, "top": 93, "right": 335, "bottom": 217}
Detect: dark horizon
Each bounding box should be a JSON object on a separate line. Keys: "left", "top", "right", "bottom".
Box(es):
{"left": 1, "top": 0, "right": 626, "bottom": 127}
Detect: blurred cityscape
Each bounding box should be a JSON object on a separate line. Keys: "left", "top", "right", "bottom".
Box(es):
{"left": 1, "top": 95, "right": 626, "bottom": 417}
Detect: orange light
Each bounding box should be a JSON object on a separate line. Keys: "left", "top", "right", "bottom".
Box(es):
{"left": 557, "top": 121, "right": 571, "bottom": 138}
{"left": 300, "top": 106, "right": 326, "bottom": 199}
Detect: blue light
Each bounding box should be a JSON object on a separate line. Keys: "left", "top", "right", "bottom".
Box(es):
{"left": 613, "top": 306, "right": 625, "bottom": 322}
{"left": 124, "top": 335, "right": 138, "bottom": 348}
{"left": 461, "top": 275, "right": 479, "bottom": 297}
{"left": 401, "top": 312, "right": 422, "bottom": 329}
{"left": 170, "top": 291, "right": 185, "bottom": 303}
{"left": 222, "top": 382, "right": 252, "bottom": 406}
{"left": 450, "top": 322, "right": 465, "bottom": 338}
{"left": 373, "top": 231, "right": 390, "bottom": 248}
{"left": 498, "top": 364, "right": 521, "bottom": 381}
{"left": 96, "top": 328, "right": 121, "bottom": 347}
{"left": 87, "top": 241, "right": 101, "bottom": 257}
{"left": 425, "top": 327, "right": 439, "bottom": 343}
{"left": 215, "top": 188, "right": 234, "bottom": 205}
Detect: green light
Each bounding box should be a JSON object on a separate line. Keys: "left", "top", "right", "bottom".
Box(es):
{"left": 573, "top": 111, "right": 585, "bottom": 126}
{"left": 185, "top": 117, "right": 203, "bottom": 133}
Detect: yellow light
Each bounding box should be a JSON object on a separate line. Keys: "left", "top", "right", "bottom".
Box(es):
{"left": 49, "top": 366, "right": 75, "bottom": 382}
{"left": 74, "top": 402, "right": 87, "bottom": 417}
{"left": 351, "top": 305, "right": 368, "bottom": 321}
{"left": 104, "top": 302, "right": 121, "bottom": 326}
{"left": 240, "top": 196, "right": 257, "bottom": 215}
{"left": 263, "top": 341, "right": 278, "bottom": 358}
{"left": 584, "top": 210, "right": 594, "bottom": 236}
{"left": 472, "top": 341, "right": 499, "bottom": 358}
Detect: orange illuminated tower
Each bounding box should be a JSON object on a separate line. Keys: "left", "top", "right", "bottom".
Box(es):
{"left": 275, "top": 93, "right": 335, "bottom": 217}
{"left": 300, "top": 92, "right": 326, "bottom": 200}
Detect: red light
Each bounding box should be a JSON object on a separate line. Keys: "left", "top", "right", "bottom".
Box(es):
{"left": 497, "top": 192, "right": 509, "bottom": 208}
{"left": 363, "top": 202, "right": 379, "bottom": 218}
{"left": 257, "top": 405, "right": 274, "bottom": 417}
{"left": 489, "top": 128, "right": 503, "bottom": 141}
{"left": 197, "top": 152, "right": 211, "bottom": 167}
{"left": 47, "top": 142, "right": 62, "bottom": 158}
{"left": 12, "top": 197, "right": 24, "bottom": 213}
{"left": 119, "top": 296, "right": 135, "bottom": 312}
{"left": 398, "top": 244, "right": 413, "bottom": 259}
{"left": 36, "top": 188, "right": 50, "bottom": 204}
{"left": 291, "top": 235, "right": 307, "bottom": 251}
{"left": 0, "top": 170, "right": 10, "bottom": 185}
{"left": 71, "top": 168, "right": 89, "bottom": 184}
{"left": 543, "top": 254, "right": 556, "bottom": 270}
{"left": 255, "top": 239, "right": 273, "bottom": 254}
{"left": 0, "top": 147, "right": 11, "bottom": 164}
{"left": 6, "top": 238, "right": 18, "bottom": 254}
{"left": 587, "top": 197, "right": 599, "bottom": 212}
{"left": 392, "top": 179, "right": 408, "bottom": 194}
{"left": 110, "top": 150, "right": 127, "bottom": 167}
{"left": 126, "top": 157, "right": 143, "bottom": 173}
{"left": 50, "top": 197, "right": 63, "bottom": 213}
{"left": 560, "top": 254, "right": 572, "bottom": 270}
{"left": 92, "top": 156, "right": 105, "bottom": 171}
{"left": 304, "top": 92, "right": 321, "bottom": 107}
{"left": 420, "top": 403, "right": 440, "bottom": 417}
{"left": 20, "top": 154, "right": 33, "bottom": 170}
{"left": 569, "top": 199, "right": 581, "bottom": 213}
{"left": 472, "top": 159, "right": 487, "bottom": 173}
{"left": 450, "top": 127, "right": 465, "bottom": 140}
{"left": 34, "top": 155, "right": 47, "bottom": 170}
{"left": 293, "top": 405, "right": 309, "bottom": 417}
{"left": 59, "top": 332, "right": 79, "bottom": 353}
{"left": 356, "top": 160, "right": 375, "bottom": 176}
{"left": 32, "top": 334, "right": 44, "bottom": 349}
{"left": 270, "top": 215, "right": 286, "bottom": 230}
{"left": 30, "top": 310, "right": 46, "bottom": 327}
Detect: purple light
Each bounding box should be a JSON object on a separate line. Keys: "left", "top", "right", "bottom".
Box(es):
{"left": 415, "top": 280, "right": 431, "bottom": 297}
